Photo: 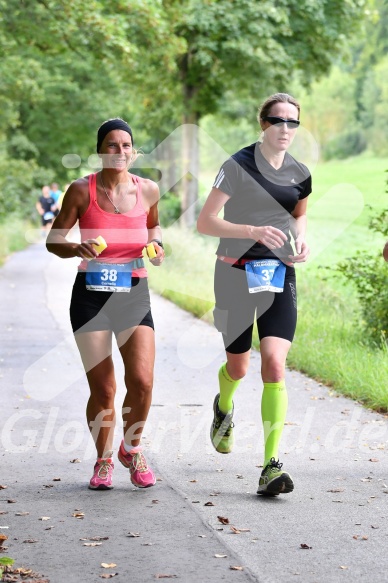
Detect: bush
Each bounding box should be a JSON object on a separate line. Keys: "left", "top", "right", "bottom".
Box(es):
{"left": 336, "top": 208, "right": 388, "bottom": 346}
{"left": 323, "top": 128, "right": 367, "bottom": 160}
{"left": 0, "top": 157, "right": 54, "bottom": 220}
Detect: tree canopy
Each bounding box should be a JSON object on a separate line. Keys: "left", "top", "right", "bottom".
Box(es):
{"left": 0, "top": 0, "right": 367, "bottom": 221}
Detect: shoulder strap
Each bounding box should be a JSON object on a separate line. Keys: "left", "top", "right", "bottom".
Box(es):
{"left": 89, "top": 173, "right": 98, "bottom": 202}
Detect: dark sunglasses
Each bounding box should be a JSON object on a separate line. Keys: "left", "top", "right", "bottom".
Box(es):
{"left": 263, "top": 116, "right": 300, "bottom": 129}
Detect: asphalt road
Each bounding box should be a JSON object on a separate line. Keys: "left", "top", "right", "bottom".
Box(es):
{"left": 0, "top": 240, "right": 387, "bottom": 583}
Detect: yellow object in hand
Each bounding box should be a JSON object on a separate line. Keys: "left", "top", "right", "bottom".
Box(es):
{"left": 146, "top": 243, "right": 157, "bottom": 259}
{"left": 92, "top": 235, "right": 108, "bottom": 255}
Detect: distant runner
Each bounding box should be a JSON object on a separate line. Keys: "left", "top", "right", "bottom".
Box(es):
{"left": 36, "top": 185, "right": 56, "bottom": 236}
{"left": 197, "top": 93, "right": 311, "bottom": 496}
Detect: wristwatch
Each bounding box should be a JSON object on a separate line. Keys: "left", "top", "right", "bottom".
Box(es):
{"left": 151, "top": 239, "right": 164, "bottom": 249}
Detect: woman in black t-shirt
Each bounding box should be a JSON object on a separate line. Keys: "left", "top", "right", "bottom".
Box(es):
{"left": 197, "top": 92, "right": 311, "bottom": 496}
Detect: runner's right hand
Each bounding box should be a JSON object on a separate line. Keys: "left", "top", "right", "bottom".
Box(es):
{"left": 74, "top": 239, "right": 100, "bottom": 260}
{"left": 252, "top": 226, "right": 287, "bottom": 250}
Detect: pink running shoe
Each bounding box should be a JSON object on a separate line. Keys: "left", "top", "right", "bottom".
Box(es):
{"left": 89, "top": 452, "right": 114, "bottom": 490}
{"left": 118, "top": 442, "right": 156, "bottom": 488}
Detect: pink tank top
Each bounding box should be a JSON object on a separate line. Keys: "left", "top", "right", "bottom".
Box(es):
{"left": 78, "top": 173, "right": 148, "bottom": 278}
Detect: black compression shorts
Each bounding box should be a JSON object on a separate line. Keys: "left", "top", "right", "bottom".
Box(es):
{"left": 213, "top": 259, "right": 297, "bottom": 354}
{"left": 70, "top": 272, "right": 154, "bottom": 335}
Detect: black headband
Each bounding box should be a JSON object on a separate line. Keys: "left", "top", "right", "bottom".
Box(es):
{"left": 96, "top": 119, "right": 134, "bottom": 153}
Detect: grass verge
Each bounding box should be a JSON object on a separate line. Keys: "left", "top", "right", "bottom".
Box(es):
{"left": 0, "top": 217, "right": 37, "bottom": 265}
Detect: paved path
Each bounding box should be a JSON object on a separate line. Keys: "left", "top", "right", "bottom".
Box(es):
{"left": 0, "top": 241, "right": 387, "bottom": 583}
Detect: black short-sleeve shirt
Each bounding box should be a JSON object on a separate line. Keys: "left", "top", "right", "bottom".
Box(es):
{"left": 212, "top": 142, "right": 312, "bottom": 261}
{"left": 38, "top": 195, "right": 56, "bottom": 214}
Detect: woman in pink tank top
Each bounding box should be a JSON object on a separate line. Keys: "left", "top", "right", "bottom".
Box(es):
{"left": 47, "top": 118, "right": 165, "bottom": 490}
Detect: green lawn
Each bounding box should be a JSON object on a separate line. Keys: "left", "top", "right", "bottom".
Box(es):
{"left": 0, "top": 217, "right": 36, "bottom": 265}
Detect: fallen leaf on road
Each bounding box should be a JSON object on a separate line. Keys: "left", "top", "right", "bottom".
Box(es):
{"left": 230, "top": 526, "right": 241, "bottom": 534}
{"left": 0, "top": 486, "right": 7, "bottom": 490}
{"left": 39, "top": 517, "right": 50, "bottom": 521}
{"left": 217, "top": 516, "right": 229, "bottom": 525}
{"left": 155, "top": 575, "right": 177, "bottom": 579}
{"left": 236, "top": 475, "right": 243, "bottom": 479}
{"left": 0, "top": 512, "right": 8, "bottom": 515}
{"left": 72, "top": 512, "right": 85, "bottom": 519}
{"left": 7, "top": 500, "right": 16, "bottom": 504}
{"left": 152, "top": 500, "right": 159, "bottom": 504}
{"left": 43, "top": 484, "right": 54, "bottom": 489}
{"left": 15, "top": 512, "right": 29, "bottom": 516}
{"left": 371, "top": 525, "right": 379, "bottom": 529}
{"left": 332, "top": 500, "right": 343, "bottom": 503}
{"left": 101, "top": 563, "right": 117, "bottom": 569}
{"left": 340, "top": 566, "right": 348, "bottom": 570}
{"left": 100, "top": 573, "right": 118, "bottom": 578}
{"left": 230, "top": 566, "right": 244, "bottom": 571}
{"left": 83, "top": 542, "right": 102, "bottom": 547}
{"left": 70, "top": 458, "right": 81, "bottom": 463}
{"left": 300, "top": 544, "right": 312, "bottom": 549}
{"left": 327, "top": 489, "right": 344, "bottom": 493}
{"left": 0, "top": 534, "right": 8, "bottom": 547}
{"left": 362, "top": 536, "right": 368, "bottom": 540}
{"left": 369, "top": 458, "right": 379, "bottom": 462}
{"left": 189, "top": 480, "right": 197, "bottom": 483}
{"left": 198, "top": 535, "right": 207, "bottom": 538}
{"left": 45, "top": 526, "right": 54, "bottom": 530}
{"left": 204, "top": 502, "right": 214, "bottom": 506}
{"left": 23, "top": 539, "right": 38, "bottom": 543}
{"left": 80, "top": 537, "right": 109, "bottom": 541}
{"left": 52, "top": 477, "right": 61, "bottom": 481}
{"left": 127, "top": 532, "right": 141, "bottom": 537}
{"left": 15, "top": 568, "right": 33, "bottom": 575}
{"left": 214, "top": 554, "right": 227, "bottom": 558}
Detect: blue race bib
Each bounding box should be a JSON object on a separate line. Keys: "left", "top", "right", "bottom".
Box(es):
{"left": 85, "top": 262, "right": 132, "bottom": 292}
{"left": 245, "top": 259, "right": 286, "bottom": 293}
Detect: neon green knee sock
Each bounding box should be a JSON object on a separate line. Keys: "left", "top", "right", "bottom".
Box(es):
{"left": 261, "top": 380, "right": 288, "bottom": 467}
{"left": 218, "top": 363, "right": 240, "bottom": 414}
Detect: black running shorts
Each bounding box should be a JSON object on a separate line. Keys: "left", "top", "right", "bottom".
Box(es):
{"left": 213, "top": 259, "right": 297, "bottom": 354}
{"left": 70, "top": 272, "right": 154, "bottom": 335}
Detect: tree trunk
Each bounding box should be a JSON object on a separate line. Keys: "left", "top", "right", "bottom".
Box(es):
{"left": 180, "top": 111, "right": 199, "bottom": 228}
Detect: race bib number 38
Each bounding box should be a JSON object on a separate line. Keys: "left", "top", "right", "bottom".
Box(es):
{"left": 85, "top": 262, "right": 132, "bottom": 292}
{"left": 245, "top": 259, "right": 286, "bottom": 294}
